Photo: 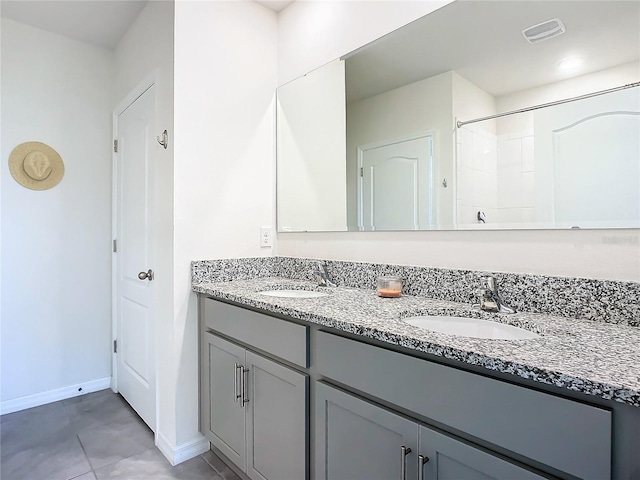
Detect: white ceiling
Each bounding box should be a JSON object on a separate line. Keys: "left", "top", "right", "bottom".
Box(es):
{"left": 254, "top": 0, "right": 294, "bottom": 13}
{"left": 1, "top": 1, "right": 148, "bottom": 50}
{"left": 4, "top": 0, "right": 635, "bottom": 98}
{"left": 346, "top": 1, "right": 640, "bottom": 102}
{"left": 0, "top": 0, "right": 294, "bottom": 50}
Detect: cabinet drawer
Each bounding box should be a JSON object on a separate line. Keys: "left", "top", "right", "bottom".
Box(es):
{"left": 316, "top": 331, "right": 611, "bottom": 480}
{"left": 202, "top": 298, "right": 309, "bottom": 368}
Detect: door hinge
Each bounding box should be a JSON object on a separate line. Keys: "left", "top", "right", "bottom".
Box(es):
{"left": 113, "top": 139, "right": 118, "bottom": 153}
{"left": 360, "top": 167, "right": 363, "bottom": 177}
{"left": 113, "top": 339, "right": 117, "bottom": 353}
{"left": 113, "top": 239, "right": 117, "bottom": 253}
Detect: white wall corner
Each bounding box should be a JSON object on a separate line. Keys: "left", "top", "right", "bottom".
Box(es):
{"left": 0, "top": 377, "right": 112, "bottom": 415}
{"left": 156, "top": 431, "right": 210, "bottom": 466}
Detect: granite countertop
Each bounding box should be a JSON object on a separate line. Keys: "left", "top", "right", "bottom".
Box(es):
{"left": 193, "top": 277, "right": 640, "bottom": 407}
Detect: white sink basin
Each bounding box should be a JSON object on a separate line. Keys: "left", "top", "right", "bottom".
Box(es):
{"left": 403, "top": 315, "right": 540, "bottom": 340}
{"left": 258, "top": 289, "right": 330, "bottom": 299}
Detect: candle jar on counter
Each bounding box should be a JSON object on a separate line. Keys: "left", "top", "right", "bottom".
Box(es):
{"left": 377, "top": 276, "right": 403, "bottom": 298}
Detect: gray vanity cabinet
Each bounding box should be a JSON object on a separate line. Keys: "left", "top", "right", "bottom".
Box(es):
{"left": 316, "top": 331, "right": 611, "bottom": 480}
{"left": 315, "top": 382, "right": 419, "bottom": 480}
{"left": 201, "top": 332, "right": 246, "bottom": 468}
{"left": 316, "top": 382, "right": 545, "bottom": 480}
{"left": 418, "top": 427, "right": 545, "bottom": 480}
{"left": 199, "top": 298, "right": 621, "bottom": 479}
{"left": 201, "top": 329, "right": 308, "bottom": 480}
{"left": 245, "top": 350, "right": 307, "bottom": 480}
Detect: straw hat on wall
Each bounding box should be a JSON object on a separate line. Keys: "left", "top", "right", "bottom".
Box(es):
{"left": 8, "top": 141, "right": 65, "bottom": 191}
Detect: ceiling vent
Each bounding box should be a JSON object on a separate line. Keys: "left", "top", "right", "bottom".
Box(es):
{"left": 522, "top": 18, "right": 566, "bottom": 43}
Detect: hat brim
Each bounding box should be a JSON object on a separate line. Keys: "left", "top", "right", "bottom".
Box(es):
{"left": 8, "top": 142, "right": 65, "bottom": 191}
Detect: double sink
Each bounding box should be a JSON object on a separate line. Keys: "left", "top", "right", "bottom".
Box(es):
{"left": 257, "top": 288, "right": 539, "bottom": 341}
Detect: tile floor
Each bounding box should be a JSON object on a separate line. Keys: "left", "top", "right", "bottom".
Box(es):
{"left": 0, "top": 389, "right": 241, "bottom": 480}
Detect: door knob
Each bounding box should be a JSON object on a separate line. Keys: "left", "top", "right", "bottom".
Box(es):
{"left": 138, "top": 269, "right": 154, "bottom": 281}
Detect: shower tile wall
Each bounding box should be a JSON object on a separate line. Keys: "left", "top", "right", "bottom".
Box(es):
{"left": 457, "top": 123, "right": 536, "bottom": 226}
{"left": 496, "top": 129, "right": 536, "bottom": 223}
{"left": 456, "top": 124, "right": 497, "bottom": 225}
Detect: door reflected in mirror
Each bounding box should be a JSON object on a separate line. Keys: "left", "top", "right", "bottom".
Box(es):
{"left": 276, "top": 0, "right": 640, "bottom": 232}
{"left": 358, "top": 132, "right": 435, "bottom": 231}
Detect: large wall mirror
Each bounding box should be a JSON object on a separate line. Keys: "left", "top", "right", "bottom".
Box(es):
{"left": 276, "top": 0, "right": 640, "bottom": 232}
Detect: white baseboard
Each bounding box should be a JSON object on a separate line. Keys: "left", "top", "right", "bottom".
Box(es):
{"left": 156, "top": 431, "right": 210, "bottom": 466}
{"left": 0, "top": 377, "right": 112, "bottom": 415}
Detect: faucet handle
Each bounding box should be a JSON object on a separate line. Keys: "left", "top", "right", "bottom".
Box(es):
{"left": 478, "top": 287, "right": 498, "bottom": 312}
{"left": 478, "top": 275, "right": 516, "bottom": 314}
{"left": 480, "top": 275, "right": 497, "bottom": 291}
{"left": 312, "top": 261, "right": 336, "bottom": 287}
{"left": 311, "top": 262, "right": 324, "bottom": 285}
{"left": 313, "top": 260, "right": 327, "bottom": 276}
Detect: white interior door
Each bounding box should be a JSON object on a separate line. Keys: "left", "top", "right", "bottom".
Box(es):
{"left": 553, "top": 113, "right": 639, "bottom": 227}
{"left": 114, "top": 84, "right": 156, "bottom": 431}
{"left": 534, "top": 88, "right": 640, "bottom": 228}
{"left": 359, "top": 135, "right": 433, "bottom": 231}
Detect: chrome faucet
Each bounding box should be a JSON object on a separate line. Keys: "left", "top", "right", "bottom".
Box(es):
{"left": 313, "top": 261, "right": 337, "bottom": 287}
{"left": 478, "top": 275, "right": 516, "bottom": 314}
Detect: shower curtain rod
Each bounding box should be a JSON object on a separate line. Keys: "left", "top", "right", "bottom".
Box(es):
{"left": 456, "top": 81, "right": 640, "bottom": 128}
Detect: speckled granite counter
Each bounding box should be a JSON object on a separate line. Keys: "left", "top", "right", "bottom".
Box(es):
{"left": 193, "top": 274, "right": 640, "bottom": 408}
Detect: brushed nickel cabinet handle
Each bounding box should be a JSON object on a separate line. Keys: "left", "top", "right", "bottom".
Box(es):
{"left": 418, "top": 454, "right": 430, "bottom": 480}
{"left": 400, "top": 446, "right": 412, "bottom": 480}
{"left": 241, "top": 367, "right": 249, "bottom": 406}
{"left": 233, "top": 363, "right": 240, "bottom": 403}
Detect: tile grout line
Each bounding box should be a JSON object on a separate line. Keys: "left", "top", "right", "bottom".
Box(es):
{"left": 200, "top": 452, "right": 224, "bottom": 476}
{"left": 3, "top": 390, "right": 224, "bottom": 480}
{"left": 64, "top": 398, "right": 96, "bottom": 480}
{"left": 73, "top": 432, "right": 97, "bottom": 480}
{"left": 200, "top": 452, "right": 241, "bottom": 480}
{"left": 201, "top": 452, "right": 237, "bottom": 479}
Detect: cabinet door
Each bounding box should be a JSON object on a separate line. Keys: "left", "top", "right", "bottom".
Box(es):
{"left": 201, "top": 332, "right": 246, "bottom": 469}
{"left": 316, "top": 382, "right": 419, "bottom": 480}
{"left": 419, "top": 426, "right": 546, "bottom": 480}
{"left": 246, "top": 351, "right": 308, "bottom": 480}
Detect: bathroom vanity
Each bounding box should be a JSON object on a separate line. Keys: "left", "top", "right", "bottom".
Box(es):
{"left": 194, "top": 258, "right": 640, "bottom": 480}
{"left": 200, "top": 298, "right": 308, "bottom": 480}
